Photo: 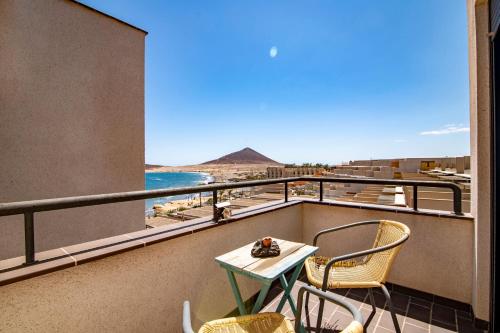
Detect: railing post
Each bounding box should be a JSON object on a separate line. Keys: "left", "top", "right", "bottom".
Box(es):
{"left": 212, "top": 190, "right": 218, "bottom": 221}
{"left": 319, "top": 181, "right": 323, "bottom": 201}
{"left": 413, "top": 186, "right": 418, "bottom": 211}
{"left": 284, "top": 182, "right": 288, "bottom": 202}
{"left": 452, "top": 186, "right": 463, "bottom": 215}
{"left": 24, "top": 212, "right": 35, "bottom": 265}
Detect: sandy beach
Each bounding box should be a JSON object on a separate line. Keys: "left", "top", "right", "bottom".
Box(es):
{"left": 145, "top": 163, "right": 277, "bottom": 221}
{"left": 150, "top": 195, "right": 211, "bottom": 213}
{"left": 145, "top": 163, "right": 275, "bottom": 182}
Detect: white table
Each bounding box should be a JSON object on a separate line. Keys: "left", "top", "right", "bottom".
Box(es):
{"left": 215, "top": 238, "right": 318, "bottom": 316}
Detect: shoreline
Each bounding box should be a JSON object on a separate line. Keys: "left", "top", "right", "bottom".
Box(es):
{"left": 145, "top": 171, "right": 213, "bottom": 215}
{"left": 145, "top": 163, "right": 274, "bottom": 183}
{"left": 144, "top": 164, "right": 275, "bottom": 217}
{"left": 146, "top": 195, "right": 212, "bottom": 217}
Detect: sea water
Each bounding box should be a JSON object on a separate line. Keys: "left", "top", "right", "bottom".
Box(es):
{"left": 145, "top": 172, "right": 213, "bottom": 215}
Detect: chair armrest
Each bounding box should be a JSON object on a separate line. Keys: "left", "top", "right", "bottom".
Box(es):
{"left": 321, "top": 234, "right": 409, "bottom": 290}
{"left": 183, "top": 301, "right": 195, "bottom": 333}
{"left": 313, "top": 220, "right": 380, "bottom": 246}
{"left": 295, "top": 285, "right": 363, "bottom": 332}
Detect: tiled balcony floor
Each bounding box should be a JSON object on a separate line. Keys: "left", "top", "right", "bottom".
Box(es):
{"left": 259, "top": 279, "right": 485, "bottom": 333}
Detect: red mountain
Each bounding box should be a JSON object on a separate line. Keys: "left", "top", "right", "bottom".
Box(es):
{"left": 202, "top": 147, "right": 281, "bottom": 165}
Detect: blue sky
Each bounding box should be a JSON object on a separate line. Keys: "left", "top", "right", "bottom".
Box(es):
{"left": 81, "top": 0, "right": 470, "bottom": 166}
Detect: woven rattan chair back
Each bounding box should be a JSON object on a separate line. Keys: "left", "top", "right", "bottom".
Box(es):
{"left": 364, "top": 220, "right": 411, "bottom": 283}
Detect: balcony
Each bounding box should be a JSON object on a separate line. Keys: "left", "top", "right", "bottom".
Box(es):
{"left": 261, "top": 279, "right": 477, "bottom": 333}
{"left": 0, "top": 178, "right": 481, "bottom": 332}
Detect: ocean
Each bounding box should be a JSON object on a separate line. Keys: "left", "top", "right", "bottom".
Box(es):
{"left": 145, "top": 172, "right": 213, "bottom": 214}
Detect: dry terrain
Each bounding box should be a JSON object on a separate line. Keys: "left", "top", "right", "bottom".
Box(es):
{"left": 145, "top": 163, "right": 274, "bottom": 182}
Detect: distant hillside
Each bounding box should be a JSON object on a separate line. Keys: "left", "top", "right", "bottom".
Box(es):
{"left": 145, "top": 164, "right": 164, "bottom": 170}
{"left": 202, "top": 147, "right": 281, "bottom": 165}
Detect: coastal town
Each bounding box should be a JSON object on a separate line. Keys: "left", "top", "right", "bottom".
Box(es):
{"left": 146, "top": 147, "right": 471, "bottom": 228}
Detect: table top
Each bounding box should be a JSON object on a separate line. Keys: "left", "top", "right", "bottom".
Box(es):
{"left": 215, "top": 238, "right": 318, "bottom": 281}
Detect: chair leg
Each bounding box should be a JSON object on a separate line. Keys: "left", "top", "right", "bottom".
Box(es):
{"left": 368, "top": 288, "right": 376, "bottom": 311}
{"left": 380, "top": 285, "right": 401, "bottom": 333}
{"left": 305, "top": 289, "right": 310, "bottom": 312}
{"left": 315, "top": 296, "right": 325, "bottom": 332}
{"left": 364, "top": 289, "right": 377, "bottom": 330}
{"left": 304, "top": 289, "right": 313, "bottom": 332}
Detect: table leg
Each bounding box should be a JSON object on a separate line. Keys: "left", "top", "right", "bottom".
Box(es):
{"left": 276, "top": 260, "right": 305, "bottom": 315}
{"left": 251, "top": 282, "right": 272, "bottom": 314}
{"left": 226, "top": 270, "right": 247, "bottom": 315}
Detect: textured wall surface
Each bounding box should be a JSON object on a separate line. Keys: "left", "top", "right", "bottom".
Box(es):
{"left": 467, "top": 0, "right": 491, "bottom": 321}
{"left": 0, "top": 205, "right": 302, "bottom": 332}
{"left": 0, "top": 203, "right": 474, "bottom": 332}
{"left": 0, "top": 0, "right": 146, "bottom": 258}
{"left": 302, "top": 203, "right": 474, "bottom": 304}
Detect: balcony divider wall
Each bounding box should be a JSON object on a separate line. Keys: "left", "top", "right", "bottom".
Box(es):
{"left": 0, "top": 201, "right": 473, "bottom": 332}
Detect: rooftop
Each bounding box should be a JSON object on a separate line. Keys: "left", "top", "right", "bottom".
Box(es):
{"left": 71, "top": 0, "right": 148, "bottom": 34}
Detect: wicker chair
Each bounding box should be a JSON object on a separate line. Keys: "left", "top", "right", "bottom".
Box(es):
{"left": 183, "top": 285, "right": 364, "bottom": 333}
{"left": 304, "top": 220, "right": 410, "bottom": 333}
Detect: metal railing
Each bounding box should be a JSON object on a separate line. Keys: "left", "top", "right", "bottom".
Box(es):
{"left": 0, "top": 176, "right": 463, "bottom": 265}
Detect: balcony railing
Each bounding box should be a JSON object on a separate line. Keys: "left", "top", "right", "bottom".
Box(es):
{"left": 0, "top": 176, "right": 463, "bottom": 266}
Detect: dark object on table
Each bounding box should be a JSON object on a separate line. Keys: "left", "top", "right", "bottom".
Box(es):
{"left": 251, "top": 239, "right": 281, "bottom": 257}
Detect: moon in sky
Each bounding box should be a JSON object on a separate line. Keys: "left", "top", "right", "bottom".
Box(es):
{"left": 269, "top": 46, "right": 278, "bottom": 58}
